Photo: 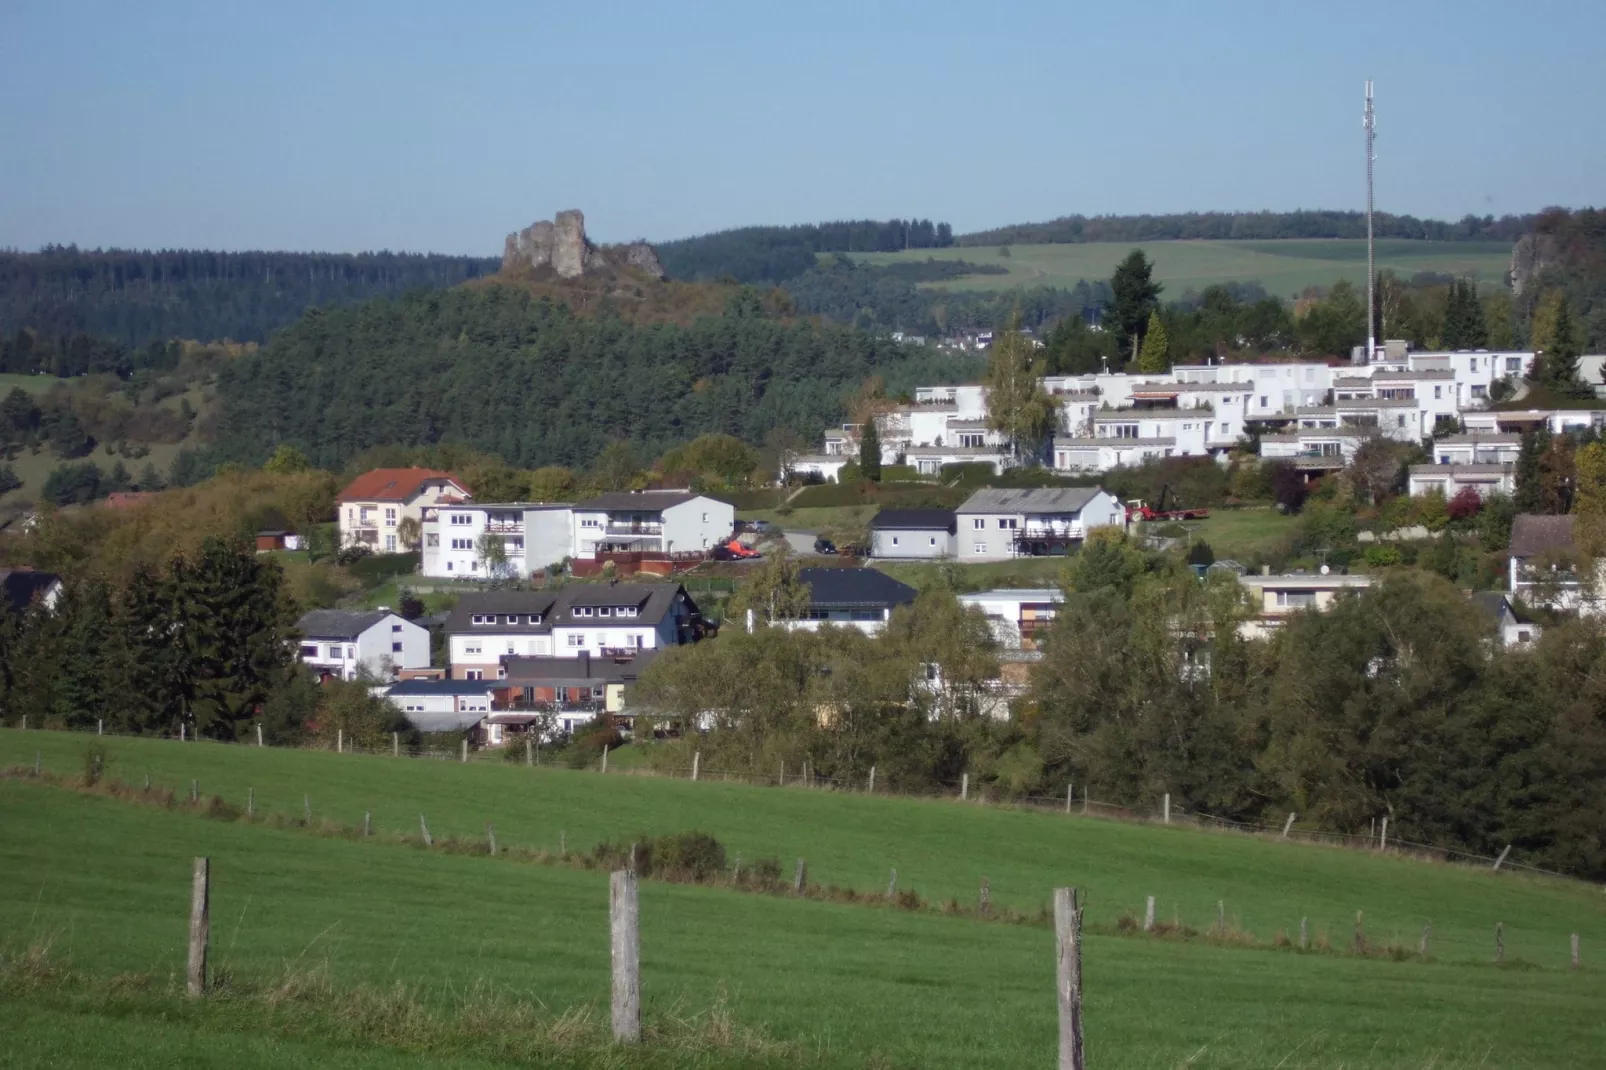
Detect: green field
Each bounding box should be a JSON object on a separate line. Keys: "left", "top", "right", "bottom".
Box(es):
{"left": 850, "top": 240, "right": 1514, "bottom": 299}
{"left": 5, "top": 732, "right": 1605, "bottom": 1068}
{"left": 1143, "top": 507, "right": 1300, "bottom": 564}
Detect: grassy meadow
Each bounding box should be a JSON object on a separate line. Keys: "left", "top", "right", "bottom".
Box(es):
{"left": 5, "top": 765, "right": 1606, "bottom": 1070}
{"left": 849, "top": 240, "right": 1514, "bottom": 299}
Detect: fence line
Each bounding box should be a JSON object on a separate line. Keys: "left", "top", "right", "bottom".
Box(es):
{"left": 4, "top": 720, "right": 1586, "bottom": 885}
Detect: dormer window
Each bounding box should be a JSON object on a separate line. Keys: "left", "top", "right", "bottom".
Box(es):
{"left": 598, "top": 607, "right": 612, "bottom": 617}
{"left": 574, "top": 607, "right": 593, "bottom": 617}
{"left": 471, "top": 614, "right": 491, "bottom": 625}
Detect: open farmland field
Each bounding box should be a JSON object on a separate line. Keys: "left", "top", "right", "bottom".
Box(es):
{"left": 4, "top": 732, "right": 1605, "bottom": 1070}
{"left": 848, "top": 240, "right": 1514, "bottom": 299}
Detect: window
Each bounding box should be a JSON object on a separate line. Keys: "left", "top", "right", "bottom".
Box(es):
{"left": 972, "top": 518, "right": 984, "bottom": 530}
{"left": 385, "top": 507, "right": 397, "bottom": 526}
{"left": 1506, "top": 357, "right": 1521, "bottom": 373}
{"left": 1220, "top": 423, "right": 1231, "bottom": 436}
{"left": 1434, "top": 385, "right": 1442, "bottom": 399}
{"left": 574, "top": 607, "right": 592, "bottom": 617}
{"left": 929, "top": 537, "right": 937, "bottom": 547}
{"left": 1259, "top": 396, "right": 1268, "bottom": 408}
{"left": 425, "top": 533, "right": 439, "bottom": 548}
{"left": 567, "top": 634, "right": 584, "bottom": 647}
{"left": 506, "top": 642, "right": 516, "bottom": 654}
{"left": 451, "top": 538, "right": 472, "bottom": 550}
{"left": 1275, "top": 591, "right": 1316, "bottom": 608}
{"left": 582, "top": 517, "right": 601, "bottom": 528}
{"left": 392, "top": 642, "right": 403, "bottom": 653}
{"left": 1471, "top": 384, "right": 1487, "bottom": 398}
{"left": 464, "top": 643, "right": 482, "bottom": 655}
{"left": 626, "top": 633, "right": 640, "bottom": 648}
{"left": 465, "top": 670, "right": 483, "bottom": 681}
{"left": 617, "top": 607, "right": 635, "bottom": 617}
{"left": 997, "top": 518, "right": 1017, "bottom": 529}
{"left": 599, "top": 607, "right": 612, "bottom": 616}
{"left": 451, "top": 514, "right": 473, "bottom": 526}
{"left": 298, "top": 644, "right": 318, "bottom": 658}
{"left": 1396, "top": 415, "right": 1406, "bottom": 428}
{"left": 972, "top": 541, "right": 986, "bottom": 554}
{"left": 702, "top": 512, "right": 708, "bottom": 522}
{"left": 891, "top": 536, "right": 900, "bottom": 546}
{"left": 392, "top": 624, "right": 402, "bottom": 632}
{"left": 385, "top": 535, "right": 396, "bottom": 552}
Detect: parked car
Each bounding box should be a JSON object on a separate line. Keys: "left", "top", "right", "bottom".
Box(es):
{"left": 813, "top": 537, "right": 837, "bottom": 555}
{"left": 736, "top": 519, "right": 774, "bottom": 535}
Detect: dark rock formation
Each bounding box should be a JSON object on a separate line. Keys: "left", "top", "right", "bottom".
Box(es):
{"left": 502, "top": 210, "right": 665, "bottom": 280}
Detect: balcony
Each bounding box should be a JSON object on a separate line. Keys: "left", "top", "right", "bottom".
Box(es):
{"left": 606, "top": 521, "right": 663, "bottom": 535}
{"left": 1021, "top": 522, "right": 1086, "bottom": 540}
{"left": 486, "top": 520, "right": 524, "bottom": 533}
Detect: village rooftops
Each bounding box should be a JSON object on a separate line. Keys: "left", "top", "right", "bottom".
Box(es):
{"left": 338, "top": 467, "right": 466, "bottom": 502}
{"left": 500, "top": 649, "right": 660, "bottom": 685}
{"left": 798, "top": 568, "right": 918, "bottom": 610}
{"left": 444, "top": 584, "right": 691, "bottom": 634}
{"left": 296, "top": 609, "right": 396, "bottom": 640}
{"left": 574, "top": 490, "right": 700, "bottom": 511}
{"left": 957, "top": 487, "right": 1109, "bottom": 514}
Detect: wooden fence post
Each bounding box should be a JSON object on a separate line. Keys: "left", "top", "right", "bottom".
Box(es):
{"left": 1082, "top": 785, "right": 1089, "bottom": 816}
{"left": 247, "top": 788, "right": 254, "bottom": 817}
{"left": 419, "top": 814, "right": 432, "bottom": 847}
{"left": 487, "top": 823, "right": 497, "bottom": 857}
{"left": 1053, "top": 887, "right": 1084, "bottom": 1070}
{"left": 392, "top": 731, "right": 399, "bottom": 758}
{"left": 1495, "top": 922, "right": 1504, "bottom": 964}
{"left": 961, "top": 772, "right": 969, "bottom": 801}
{"left": 1379, "top": 815, "right": 1388, "bottom": 851}
{"left": 256, "top": 723, "right": 263, "bottom": 747}
{"left": 180, "top": 723, "right": 186, "bottom": 742}
{"left": 1282, "top": 812, "right": 1296, "bottom": 838}
{"left": 610, "top": 870, "right": 641, "bottom": 1043}
{"left": 303, "top": 794, "right": 311, "bottom": 823}
{"left": 1162, "top": 793, "right": 1170, "bottom": 824}
{"left": 363, "top": 811, "right": 371, "bottom": 837}
{"left": 1570, "top": 932, "right": 1580, "bottom": 970}
{"left": 979, "top": 877, "right": 990, "bottom": 918}
{"left": 20, "top": 715, "right": 25, "bottom": 730}
{"left": 692, "top": 750, "right": 700, "bottom": 782}
{"left": 886, "top": 868, "right": 897, "bottom": 899}
{"left": 1420, "top": 920, "right": 1431, "bottom": 957}
{"left": 1492, "top": 845, "right": 1512, "bottom": 871}
{"left": 868, "top": 765, "right": 876, "bottom": 794}
{"left": 97, "top": 719, "right": 103, "bottom": 736}
{"left": 560, "top": 830, "right": 567, "bottom": 858}
{"left": 525, "top": 736, "right": 533, "bottom": 767}
{"left": 1143, "top": 895, "right": 1155, "bottom": 932}
{"left": 1299, "top": 917, "right": 1308, "bottom": 951}
{"left": 778, "top": 760, "right": 784, "bottom": 787}
{"left": 461, "top": 738, "right": 468, "bottom": 764}
{"left": 793, "top": 857, "right": 807, "bottom": 893}
{"left": 1216, "top": 900, "right": 1225, "bottom": 936}
{"left": 186, "top": 857, "right": 210, "bottom": 998}
{"left": 732, "top": 855, "right": 742, "bottom": 883}
{"left": 190, "top": 779, "right": 198, "bottom": 803}
{"left": 34, "top": 751, "right": 41, "bottom": 776}
{"left": 1354, "top": 910, "right": 1366, "bottom": 954}
{"left": 143, "top": 772, "right": 149, "bottom": 790}
{"left": 601, "top": 744, "right": 609, "bottom": 773}
{"left": 1066, "top": 783, "right": 1073, "bottom": 814}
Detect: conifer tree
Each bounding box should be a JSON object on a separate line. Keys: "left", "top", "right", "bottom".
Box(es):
{"left": 1137, "top": 310, "right": 1170, "bottom": 373}
{"left": 859, "top": 416, "right": 882, "bottom": 481}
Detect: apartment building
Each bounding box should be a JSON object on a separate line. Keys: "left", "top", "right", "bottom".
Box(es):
{"left": 1235, "top": 571, "right": 1373, "bottom": 639}
{"left": 419, "top": 502, "right": 573, "bottom": 579}
{"left": 955, "top": 487, "right": 1126, "bottom": 559}
{"left": 337, "top": 468, "right": 470, "bottom": 552}
{"left": 570, "top": 491, "right": 734, "bottom": 561}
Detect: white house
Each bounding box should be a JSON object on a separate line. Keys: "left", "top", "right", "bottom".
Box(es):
{"left": 1507, "top": 513, "right": 1603, "bottom": 614}
{"left": 420, "top": 502, "right": 574, "bottom": 579}
{"left": 444, "top": 583, "right": 703, "bottom": 679}
{"left": 296, "top": 609, "right": 431, "bottom": 681}
{"left": 336, "top": 468, "right": 470, "bottom": 552}
{"left": 570, "top": 491, "right": 734, "bottom": 561}
{"left": 869, "top": 509, "right": 957, "bottom": 559}
{"left": 955, "top": 487, "right": 1126, "bottom": 560}
{"left": 1235, "top": 571, "right": 1373, "bottom": 639}
{"left": 1471, "top": 592, "right": 1539, "bottom": 648}
{"left": 382, "top": 679, "right": 496, "bottom": 735}
{"left": 957, "top": 588, "right": 1063, "bottom": 651}
{"left": 1407, "top": 464, "right": 1516, "bottom": 500}
{"left": 781, "top": 568, "right": 918, "bottom": 635}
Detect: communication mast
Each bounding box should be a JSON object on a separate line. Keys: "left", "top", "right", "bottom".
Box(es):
{"left": 1364, "top": 80, "right": 1376, "bottom": 363}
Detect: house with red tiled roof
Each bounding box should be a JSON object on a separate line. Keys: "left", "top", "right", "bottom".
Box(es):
{"left": 337, "top": 468, "right": 470, "bottom": 553}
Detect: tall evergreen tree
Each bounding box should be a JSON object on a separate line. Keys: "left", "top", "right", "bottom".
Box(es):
{"left": 1107, "top": 250, "right": 1161, "bottom": 363}
{"left": 1136, "top": 310, "right": 1171, "bottom": 373}
{"left": 107, "top": 565, "right": 184, "bottom": 733}
{"left": 1542, "top": 296, "right": 1582, "bottom": 392}
{"left": 1514, "top": 429, "right": 1548, "bottom": 513}
{"left": 859, "top": 416, "right": 882, "bottom": 481}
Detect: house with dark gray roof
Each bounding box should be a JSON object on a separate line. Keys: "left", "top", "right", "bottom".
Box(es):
{"left": 490, "top": 649, "right": 662, "bottom": 739}
{"left": 445, "top": 583, "right": 702, "bottom": 679}
{"left": 783, "top": 567, "right": 918, "bottom": 635}
{"left": 295, "top": 609, "right": 430, "bottom": 681}
{"left": 1507, "top": 513, "right": 1602, "bottom": 613}
{"left": 1470, "top": 592, "right": 1539, "bottom": 648}
{"left": 869, "top": 509, "right": 956, "bottom": 559}
{"left": 955, "top": 487, "right": 1126, "bottom": 559}
{"left": 0, "top": 568, "right": 62, "bottom": 615}
{"left": 570, "top": 489, "right": 734, "bottom": 561}
{"left": 381, "top": 679, "right": 496, "bottom": 734}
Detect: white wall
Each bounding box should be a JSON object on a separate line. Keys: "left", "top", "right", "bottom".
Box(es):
{"left": 662, "top": 497, "right": 734, "bottom": 555}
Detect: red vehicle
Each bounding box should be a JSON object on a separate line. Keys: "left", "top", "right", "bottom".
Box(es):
{"left": 711, "top": 537, "right": 760, "bottom": 560}
{"left": 1125, "top": 484, "right": 1210, "bottom": 523}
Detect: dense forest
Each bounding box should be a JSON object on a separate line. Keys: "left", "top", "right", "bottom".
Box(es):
{"left": 657, "top": 218, "right": 954, "bottom": 284}
{"left": 210, "top": 284, "right": 980, "bottom": 472}
{"left": 960, "top": 210, "right": 1536, "bottom": 247}
{"left": 0, "top": 247, "right": 499, "bottom": 346}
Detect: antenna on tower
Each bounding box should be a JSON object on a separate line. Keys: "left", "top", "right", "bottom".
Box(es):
{"left": 1363, "top": 80, "right": 1376, "bottom": 365}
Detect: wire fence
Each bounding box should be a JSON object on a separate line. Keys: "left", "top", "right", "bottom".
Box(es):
{"left": 5, "top": 718, "right": 1588, "bottom": 886}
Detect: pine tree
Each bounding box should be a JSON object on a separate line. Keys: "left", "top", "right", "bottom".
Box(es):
{"left": 1108, "top": 250, "right": 1162, "bottom": 363}
{"left": 859, "top": 416, "right": 882, "bottom": 481}
{"left": 1543, "top": 297, "right": 1582, "bottom": 392}
{"left": 1514, "top": 429, "right": 1547, "bottom": 513}
{"left": 1137, "top": 310, "right": 1170, "bottom": 373}
{"left": 107, "top": 565, "right": 184, "bottom": 733}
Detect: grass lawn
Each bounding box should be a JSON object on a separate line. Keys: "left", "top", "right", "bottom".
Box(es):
{"left": 1143, "top": 506, "right": 1298, "bottom": 563}
{"left": 850, "top": 240, "right": 1514, "bottom": 300}
{"left": 739, "top": 504, "right": 880, "bottom": 542}
{"left": 5, "top": 776, "right": 1606, "bottom": 1069}
{"left": 0, "top": 372, "right": 63, "bottom": 396}
{"left": 5, "top": 732, "right": 1600, "bottom": 972}
{"left": 872, "top": 557, "right": 1068, "bottom": 592}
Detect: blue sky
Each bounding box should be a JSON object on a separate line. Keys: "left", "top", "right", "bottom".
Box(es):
{"left": 2, "top": 0, "right": 1601, "bottom": 254}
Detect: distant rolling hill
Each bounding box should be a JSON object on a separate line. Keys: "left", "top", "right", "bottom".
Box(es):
{"left": 845, "top": 239, "right": 1514, "bottom": 299}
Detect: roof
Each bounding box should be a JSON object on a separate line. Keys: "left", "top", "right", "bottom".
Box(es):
{"left": 1509, "top": 514, "right": 1576, "bottom": 558}
{"left": 386, "top": 679, "right": 499, "bottom": 696}
{"left": 1239, "top": 573, "right": 1373, "bottom": 590}
{"left": 575, "top": 490, "right": 701, "bottom": 511}
{"left": 957, "top": 487, "right": 1109, "bottom": 515}
{"left": 443, "top": 591, "right": 562, "bottom": 634}
{"left": 296, "top": 609, "right": 393, "bottom": 640}
{"left": 1470, "top": 591, "right": 1529, "bottom": 626}
{"left": 552, "top": 583, "right": 689, "bottom": 626}
{"left": 403, "top": 710, "right": 487, "bottom": 734}
{"left": 870, "top": 509, "right": 956, "bottom": 532}
{"left": 338, "top": 468, "right": 464, "bottom": 503}
{"left": 0, "top": 568, "right": 61, "bottom": 614}
{"left": 501, "top": 650, "right": 660, "bottom": 685}
{"left": 799, "top": 567, "right": 918, "bottom": 609}
{"left": 958, "top": 588, "right": 1064, "bottom": 604}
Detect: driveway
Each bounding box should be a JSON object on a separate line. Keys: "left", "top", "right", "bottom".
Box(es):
{"left": 783, "top": 530, "right": 817, "bottom": 556}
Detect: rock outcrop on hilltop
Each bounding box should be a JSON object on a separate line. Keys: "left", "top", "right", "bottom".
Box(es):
{"left": 501, "top": 210, "right": 665, "bottom": 280}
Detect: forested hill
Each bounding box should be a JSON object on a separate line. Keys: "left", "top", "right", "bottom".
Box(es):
{"left": 657, "top": 218, "right": 954, "bottom": 284}
{"left": 212, "top": 284, "right": 979, "bottom": 471}
{"left": 959, "top": 210, "right": 1536, "bottom": 247}
{"left": 0, "top": 247, "right": 500, "bottom": 346}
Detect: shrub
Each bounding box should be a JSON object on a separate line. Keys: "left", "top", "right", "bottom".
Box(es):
{"left": 592, "top": 832, "right": 728, "bottom": 883}
{"left": 347, "top": 551, "right": 420, "bottom": 586}
{"left": 1447, "top": 486, "right": 1483, "bottom": 522}
{"left": 1364, "top": 544, "right": 1403, "bottom": 567}
{"left": 1187, "top": 540, "right": 1216, "bottom": 566}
